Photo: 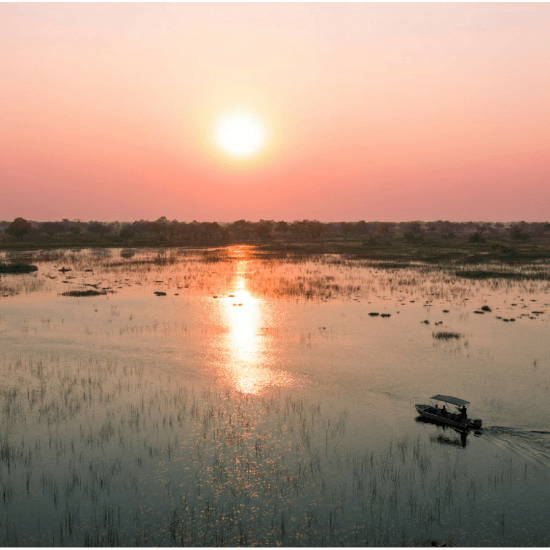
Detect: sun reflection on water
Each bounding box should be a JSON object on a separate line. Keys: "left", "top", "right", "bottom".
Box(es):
{"left": 221, "top": 258, "right": 291, "bottom": 394}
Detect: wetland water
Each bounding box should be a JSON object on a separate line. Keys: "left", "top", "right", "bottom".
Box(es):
{"left": 1, "top": 246, "right": 549, "bottom": 546}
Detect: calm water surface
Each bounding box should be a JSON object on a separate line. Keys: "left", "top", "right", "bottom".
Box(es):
{"left": 1, "top": 246, "right": 549, "bottom": 545}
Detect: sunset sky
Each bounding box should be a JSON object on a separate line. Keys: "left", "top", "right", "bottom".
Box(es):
{"left": 1, "top": 3, "right": 549, "bottom": 222}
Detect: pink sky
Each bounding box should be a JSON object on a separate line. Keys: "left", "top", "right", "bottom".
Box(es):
{"left": 1, "top": 3, "right": 549, "bottom": 222}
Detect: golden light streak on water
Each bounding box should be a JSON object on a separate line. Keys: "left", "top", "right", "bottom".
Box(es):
{"left": 220, "top": 258, "right": 290, "bottom": 394}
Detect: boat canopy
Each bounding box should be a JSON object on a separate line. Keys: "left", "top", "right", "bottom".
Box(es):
{"left": 431, "top": 395, "right": 470, "bottom": 407}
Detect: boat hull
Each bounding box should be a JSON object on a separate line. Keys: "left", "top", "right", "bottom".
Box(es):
{"left": 415, "top": 404, "right": 481, "bottom": 431}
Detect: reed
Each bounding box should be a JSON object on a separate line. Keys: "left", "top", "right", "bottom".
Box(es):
{"left": 0, "top": 352, "right": 540, "bottom": 546}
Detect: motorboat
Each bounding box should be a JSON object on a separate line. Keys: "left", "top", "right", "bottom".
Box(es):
{"left": 415, "top": 394, "right": 482, "bottom": 431}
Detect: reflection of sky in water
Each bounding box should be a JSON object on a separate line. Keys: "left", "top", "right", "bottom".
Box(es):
{"left": 221, "top": 260, "right": 294, "bottom": 394}
{"left": 1, "top": 247, "right": 550, "bottom": 545}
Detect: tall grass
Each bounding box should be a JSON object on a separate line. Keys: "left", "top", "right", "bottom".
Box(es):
{"left": 0, "top": 353, "right": 541, "bottom": 546}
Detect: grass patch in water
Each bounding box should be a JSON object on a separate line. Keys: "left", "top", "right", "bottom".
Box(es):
{"left": 0, "top": 263, "right": 38, "bottom": 273}
{"left": 61, "top": 289, "right": 107, "bottom": 297}
{"left": 432, "top": 331, "right": 462, "bottom": 340}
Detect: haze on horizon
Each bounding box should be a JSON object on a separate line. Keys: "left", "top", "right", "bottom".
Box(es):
{"left": 1, "top": 3, "right": 549, "bottom": 223}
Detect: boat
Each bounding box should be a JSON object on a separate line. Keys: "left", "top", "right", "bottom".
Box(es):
{"left": 415, "top": 395, "right": 482, "bottom": 431}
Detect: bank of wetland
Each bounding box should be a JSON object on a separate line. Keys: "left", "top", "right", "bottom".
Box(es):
{"left": 1, "top": 246, "right": 549, "bottom": 545}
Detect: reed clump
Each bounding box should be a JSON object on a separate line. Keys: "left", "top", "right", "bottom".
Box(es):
{"left": 432, "top": 331, "right": 462, "bottom": 340}
{"left": 0, "top": 263, "right": 38, "bottom": 273}
{"left": 0, "top": 352, "right": 539, "bottom": 547}
{"left": 61, "top": 289, "right": 107, "bottom": 297}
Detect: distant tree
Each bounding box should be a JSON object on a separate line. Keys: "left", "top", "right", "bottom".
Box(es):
{"left": 40, "top": 221, "right": 65, "bottom": 238}
{"left": 468, "top": 232, "right": 486, "bottom": 244}
{"left": 131, "top": 220, "right": 151, "bottom": 238}
{"left": 426, "top": 222, "right": 439, "bottom": 234}
{"left": 147, "top": 219, "right": 166, "bottom": 242}
{"left": 436, "top": 221, "right": 456, "bottom": 239}
{"left": 119, "top": 226, "right": 135, "bottom": 242}
{"left": 473, "top": 222, "right": 491, "bottom": 238}
{"left": 69, "top": 225, "right": 82, "bottom": 237}
{"left": 356, "top": 220, "right": 370, "bottom": 236}
{"left": 87, "top": 222, "right": 111, "bottom": 238}
{"left": 275, "top": 221, "right": 290, "bottom": 240}
{"left": 340, "top": 222, "right": 354, "bottom": 240}
{"left": 526, "top": 222, "right": 550, "bottom": 239}
{"left": 202, "top": 222, "right": 223, "bottom": 242}
{"left": 165, "top": 220, "right": 180, "bottom": 244}
{"left": 7, "top": 217, "right": 32, "bottom": 241}
{"left": 403, "top": 222, "right": 424, "bottom": 243}
{"left": 376, "top": 222, "right": 394, "bottom": 238}
{"left": 255, "top": 220, "right": 274, "bottom": 242}
{"left": 509, "top": 222, "right": 529, "bottom": 241}
{"left": 307, "top": 220, "right": 325, "bottom": 240}
{"left": 230, "top": 220, "right": 253, "bottom": 242}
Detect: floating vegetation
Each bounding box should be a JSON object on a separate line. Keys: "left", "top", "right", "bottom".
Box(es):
{"left": 61, "top": 289, "right": 107, "bottom": 297}
{"left": 432, "top": 331, "right": 462, "bottom": 340}
{"left": 457, "top": 269, "right": 550, "bottom": 281}
{"left": 0, "top": 263, "right": 38, "bottom": 273}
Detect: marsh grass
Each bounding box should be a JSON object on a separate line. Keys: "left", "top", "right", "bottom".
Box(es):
{"left": 2, "top": 246, "right": 550, "bottom": 546}
{"left": 0, "top": 263, "right": 38, "bottom": 274}
{"left": 0, "top": 353, "right": 538, "bottom": 546}
{"left": 432, "top": 332, "right": 462, "bottom": 340}
{"left": 3, "top": 246, "right": 550, "bottom": 304}
{"left": 61, "top": 290, "right": 108, "bottom": 297}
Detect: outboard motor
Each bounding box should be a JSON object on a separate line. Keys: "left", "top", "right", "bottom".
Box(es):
{"left": 472, "top": 418, "right": 482, "bottom": 428}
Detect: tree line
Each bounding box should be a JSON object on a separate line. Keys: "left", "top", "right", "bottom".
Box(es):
{"left": 1, "top": 217, "right": 549, "bottom": 246}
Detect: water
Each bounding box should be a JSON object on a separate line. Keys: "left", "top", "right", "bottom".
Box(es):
{"left": 1, "top": 246, "right": 549, "bottom": 545}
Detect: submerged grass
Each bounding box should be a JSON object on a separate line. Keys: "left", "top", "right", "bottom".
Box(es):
{"left": 0, "top": 353, "right": 542, "bottom": 547}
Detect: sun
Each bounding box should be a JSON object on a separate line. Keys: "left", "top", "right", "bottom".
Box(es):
{"left": 216, "top": 113, "right": 265, "bottom": 157}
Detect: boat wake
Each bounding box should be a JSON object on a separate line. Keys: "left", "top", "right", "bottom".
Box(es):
{"left": 482, "top": 426, "right": 550, "bottom": 468}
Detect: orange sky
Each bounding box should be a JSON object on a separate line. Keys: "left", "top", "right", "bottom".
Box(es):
{"left": 1, "top": 3, "right": 549, "bottom": 222}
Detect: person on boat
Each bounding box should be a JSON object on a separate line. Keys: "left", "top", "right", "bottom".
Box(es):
{"left": 460, "top": 405, "right": 467, "bottom": 420}
{"left": 441, "top": 404, "right": 447, "bottom": 416}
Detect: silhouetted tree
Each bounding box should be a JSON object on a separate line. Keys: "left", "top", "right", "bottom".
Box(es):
{"left": 256, "top": 220, "right": 274, "bottom": 242}
{"left": 88, "top": 222, "right": 111, "bottom": 238}
{"left": 403, "top": 222, "right": 424, "bottom": 242}
{"left": 165, "top": 220, "right": 180, "bottom": 244}
{"left": 529, "top": 222, "right": 550, "bottom": 239}
{"left": 468, "top": 232, "right": 486, "bottom": 243}
{"left": 69, "top": 225, "right": 82, "bottom": 237}
{"left": 437, "top": 221, "right": 456, "bottom": 239}
{"left": 7, "top": 217, "right": 32, "bottom": 241}
{"left": 230, "top": 220, "right": 253, "bottom": 242}
{"left": 202, "top": 222, "right": 223, "bottom": 242}
{"left": 40, "top": 221, "right": 65, "bottom": 238}
{"left": 509, "top": 222, "right": 529, "bottom": 241}
{"left": 340, "top": 222, "right": 354, "bottom": 240}
{"left": 119, "top": 226, "right": 135, "bottom": 242}
{"left": 356, "top": 221, "right": 370, "bottom": 236}
{"left": 376, "top": 222, "right": 394, "bottom": 238}
{"left": 131, "top": 220, "right": 151, "bottom": 238}
{"left": 276, "top": 221, "right": 290, "bottom": 239}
